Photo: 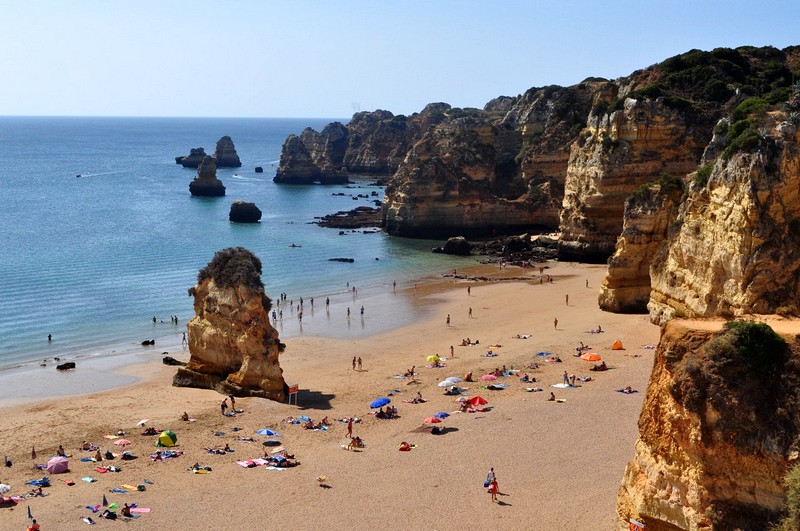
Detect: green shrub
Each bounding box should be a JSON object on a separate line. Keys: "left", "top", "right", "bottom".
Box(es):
{"left": 715, "top": 321, "right": 787, "bottom": 374}
{"left": 731, "top": 97, "right": 769, "bottom": 122}
{"left": 197, "top": 247, "right": 265, "bottom": 291}
{"left": 772, "top": 464, "right": 800, "bottom": 530}
{"left": 592, "top": 100, "right": 609, "bottom": 117}
{"left": 694, "top": 162, "right": 714, "bottom": 187}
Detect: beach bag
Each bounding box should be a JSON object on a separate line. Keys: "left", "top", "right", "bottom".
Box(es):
{"left": 483, "top": 479, "right": 490, "bottom": 488}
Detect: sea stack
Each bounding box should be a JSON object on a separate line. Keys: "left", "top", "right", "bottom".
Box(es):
{"left": 189, "top": 156, "right": 226, "bottom": 197}
{"left": 229, "top": 200, "right": 262, "bottom": 223}
{"left": 173, "top": 247, "right": 287, "bottom": 400}
{"left": 214, "top": 136, "right": 242, "bottom": 168}
{"left": 175, "top": 147, "right": 208, "bottom": 168}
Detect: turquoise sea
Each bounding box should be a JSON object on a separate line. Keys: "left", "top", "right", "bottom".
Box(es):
{"left": 0, "top": 117, "right": 471, "bottom": 372}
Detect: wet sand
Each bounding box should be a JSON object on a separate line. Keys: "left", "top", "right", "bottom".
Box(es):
{"left": 0, "top": 261, "right": 660, "bottom": 530}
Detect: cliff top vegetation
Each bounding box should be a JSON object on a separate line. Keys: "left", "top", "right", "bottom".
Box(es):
{"left": 197, "top": 247, "right": 265, "bottom": 291}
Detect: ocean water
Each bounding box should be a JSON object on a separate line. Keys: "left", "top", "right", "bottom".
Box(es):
{"left": 0, "top": 117, "right": 471, "bottom": 371}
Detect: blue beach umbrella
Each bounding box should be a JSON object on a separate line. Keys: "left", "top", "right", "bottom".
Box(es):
{"left": 256, "top": 429, "right": 281, "bottom": 437}
{"left": 434, "top": 412, "right": 450, "bottom": 419}
{"left": 370, "top": 397, "right": 391, "bottom": 409}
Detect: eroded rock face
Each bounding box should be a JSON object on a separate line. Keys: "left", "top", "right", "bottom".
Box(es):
{"left": 174, "top": 248, "right": 286, "bottom": 400}
{"left": 559, "top": 97, "right": 709, "bottom": 262}
{"left": 176, "top": 147, "right": 207, "bottom": 168}
{"left": 617, "top": 319, "right": 800, "bottom": 530}
{"left": 648, "top": 123, "right": 800, "bottom": 324}
{"left": 274, "top": 134, "right": 322, "bottom": 184}
{"left": 229, "top": 200, "right": 262, "bottom": 223}
{"left": 214, "top": 136, "right": 242, "bottom": 168}
{"left": 189, "top": 156, "right": 226, "bottom": 197}
{"left": 599, "top": 182, "right": 683, "bottom": 313}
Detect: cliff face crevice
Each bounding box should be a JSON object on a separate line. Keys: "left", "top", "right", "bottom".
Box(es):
{"left": 648, "top": 122, "right": 800, "bottom": 324}
{"left": 617, "top": 319, "right": 800, "bottom": 530}
{"left": 174, "top": 248, "right": 286, "bottom": 400}
{"left": 599, "top": 182, "right": 683, "bottom": 313}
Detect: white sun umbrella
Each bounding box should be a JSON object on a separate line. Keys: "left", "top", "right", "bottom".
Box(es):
{"left": 137, "top": 419, "right": 150, "bottom": 426}
{"left": 445, "top": 376, "right": 462, "bottom": 383}
{"left": 438, "top": 380, "right": 454, "bottom": 387}
{"left": 0, "top": 484, "right": 10, "bottom": 495}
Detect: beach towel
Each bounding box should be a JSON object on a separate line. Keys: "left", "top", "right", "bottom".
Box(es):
{"left": 523, "top": 387, "right": 544, "bottom": 392}
{"left": 81, "top": 477, "right": 96, "bottom": 483}
{"left": 129, "top": 507, "right": 150, "bottom": 514}
{"left": 536, "top": 351, "right": 552, "bottom": 356}
{"left": 551, "top": 383, "right": 572, "bottom": 389}
{"left": 121, "top": 484, "right": 137, "bottom": 490}
{"left": 616, "top": 389, "right": 639, "bottom": 394}
{"left": 265, "top": 466, "right": 288, "bottom": 471}
{"left": 110, "top": 488, "right": 127, "bottom": 494}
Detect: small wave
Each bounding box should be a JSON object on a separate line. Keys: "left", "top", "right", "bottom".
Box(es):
{"left": 74, "top": 170, "right": 127, "bottom": 178}
{"left": 230, "top": 175, "right": 265, "bottom": 182}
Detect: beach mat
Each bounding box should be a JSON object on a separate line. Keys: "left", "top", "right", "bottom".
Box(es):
{"left": 551, "top": 383, "right": 572, "bottom": 389}
{"left": 130, "top": 507, "right": 150, "bottom": 514}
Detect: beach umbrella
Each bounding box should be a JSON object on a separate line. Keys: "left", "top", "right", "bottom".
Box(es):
{"left": 445, "top": 376, "right": 462, "bottom": 383}
{"left": 434, "top": 412, "right": 450, "bottom": 419}
{"left": 468, "top": 396, "right": 488, "bottom": 406}
{"left": 31, "top": 446, "right": 36, "bottom": 460}
{"left": 0, "top": 484, "right": 10, "bottom": 495}
{"left": 423, "top": 417, "right": 442, "bottom": 424}
{"left": 102, "top": 494, "right": 108, "bottom": 507}
{"left": 438, "top": 380, "right": 454, "bottom": 387}
{"left": 156, "top": 430, "right": 177, "bottom": 447}
{"left": 581, "top": 352, "right": 602, "bottom": 362}
{"left": 426, "top": 355, "right": 440, "bottom": 362}
{"left": 46, "top": 456, "right": 69, "bottom": 474}
{"left": 256, "top": 429, "right": 281, "bottom": 437}
{"left": 137, "top": 419, "right": 150, "bottom": 426}
{"left": 481, "top": 374, "right": 498, "bottom": 381}
{"left": 370, "top": 397, "right": 391, "bottom": 409}
{"left": 113, "top": 439, "right": 132, "bottom": 446}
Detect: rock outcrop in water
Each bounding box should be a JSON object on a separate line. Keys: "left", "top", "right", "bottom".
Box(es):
{"left": 229, "top": 200, "right": 262, "bottom": 223}
{"left": 173, "top": 247, "right": 286, "bottom": 400}
{"left": 176, "top": 147, "right": 208, "bottom": 168}
{"left": 214, "top": 136, "right": 242, "bottom": 168}
{"left": 189, "top": 156, "right": 226, "bottom": 197}
{"left": 617, "top": 318, "right": 800, "bottom": 530}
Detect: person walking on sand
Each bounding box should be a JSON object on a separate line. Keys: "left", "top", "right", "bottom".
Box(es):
{"left": 357, "top": 357, "right": 362, "bottom": 371}
{"left": 220, "top": 398, "right": 228, "bottom": 415}
{"left": 468, "top": 307, "right": 473, "bottom": 318}
{"left": 229, "top": 395, "right": 236, "bottom": 411}
{"left": 450, "top": 345, "right": 454, "bottom": 358}
{"left": 563, "top": 371, "right": 569, "bottom": 386}
{"left": 586, "top": 279, "right": 589, "bottom": 288}
{"left": 488, "top": 478, "right": 499, "bottom": 502}
{"left": 467, "top": 286, "right": 471, "bottom": 296}
{"left": 553, "top": 317, "right": 558, "bottom": 329}
{"left": 446, "top": 314, "right": 451, "bottom": 327}
{"left": 347, "top": 417, "right": 353, "bottom": 437}
{"left": 352, "top": 357, "right": 357, "bottom": 371}
{"left": 565, "top": 294, "right": 569, "bottom": 306}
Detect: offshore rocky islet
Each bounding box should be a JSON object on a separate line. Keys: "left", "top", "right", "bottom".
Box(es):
{"left": 268, "top": 45, "right": 800, "bottom": 529}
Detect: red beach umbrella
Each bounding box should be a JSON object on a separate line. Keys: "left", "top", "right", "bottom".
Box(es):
{"left": 468, "top": 396, "right": 488, "bottom": 406}
{"left": 423, "top": 417, "right": 442, "bottom": 424}
{"left": 481, "top": 374, "right": 498, "bottom": 381}
{"left": 580, "top": 352, "right": 602, "bottom": 362}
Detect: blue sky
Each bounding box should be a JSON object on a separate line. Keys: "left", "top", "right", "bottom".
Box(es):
{"left": 2, "top": 0, "right": 798, "bottom": 118}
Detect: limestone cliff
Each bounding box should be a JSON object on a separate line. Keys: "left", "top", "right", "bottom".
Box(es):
{"left": 189, "top": 156, "right": 226, "bottom": 197}
{"left": 559, "top": 96, "right": 710, "bottom": 262}
{"left": 617, "top": 319, "right": 800, "bottom": 530}
{"left": 648, "top": 116, "right": 800, "bottom": 324}
{"left": 381, "top": 85, "right": 595, "bottom": 237}
{"left": 213, "top": 136, "right": 242, "bottom": 168}
{"left": 274, "top": 105, "right": 448, "bottom": 185}
{"left": 559, "top": 46, "right": 798, "bottom": 262}
{"left": 599, "top": 178, "right": 684, "bottom": 313}
{"left": 174, "top": 248, "right": 286, "bottom": 400}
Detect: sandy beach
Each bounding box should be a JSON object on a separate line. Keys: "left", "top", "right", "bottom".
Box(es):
{"left": 0, "top": 261, "right": 660, "bottom": 530}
